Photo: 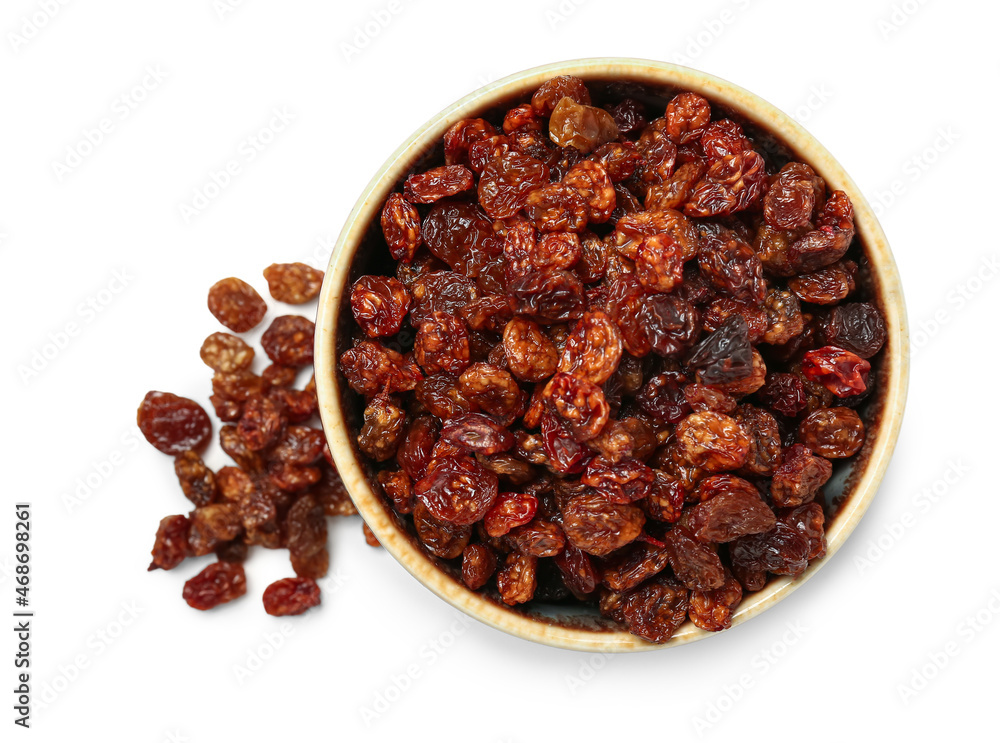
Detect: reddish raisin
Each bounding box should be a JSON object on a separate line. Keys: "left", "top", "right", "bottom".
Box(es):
{"left": 689, "top": 574, "right": 742, "bottom": 632}
{"left": 148, "top": 515, "right": 190, "bottom": 571}
{"left": 801, "top": 345, "right": 870, "bottom": 397}
{"left": 462, "top": 543, "right": 498, "bottom": 589}
{"left": 137, "top": 391, "right": 213, "bottom": 455}
{"left": 174, "top": 451, "right": 217, "bottom": 507}
{"left": 351, "top": 275, "right": 412, "bottom": 338}
{"left": 381, "top": 193, "right": 423, "bottom": 263}
{"left": 665, "top": 92, "right": 712, "bottom": 144}
{"left": 730, "top": 521, "right": 810, "bottom": 577}
{"left": 620, "top": 576, "right": 689, "bottom": 644}
{"left": 404, "top": 165, "right": 474, "bottom": 203}
{"left": 561, "top": 491, "right": 645, "bottom": 556}
{"left": 675, "top": 411, "right": 750, "bottom": 473}
{"left": 261, "top": 316, "right": 314, "bottom": 367}
{"left": 263, "top": 577, "right": 321, "bottom": 616}
{"left": 200, "top": 332, "right": 254, "bottom": 373}
{"left": 663, "top": 527, "right": 726, "bottom": 591}
{"left": 415, "top": 455, "right": 499, "bottom": 525}
{"left": 413, "top": 501, "right": 471, "bottom": 559}
{"left": 821, "top": 303, "right": 887, "bottom": 359}
{"left": 183, "top": 561, "right": 247, "bottom": 610}
{"left": 358, "top": 394, "right": 406, "bottom": 462}
{"left": 771, "top": 444, "right": 832, "bottom": 507}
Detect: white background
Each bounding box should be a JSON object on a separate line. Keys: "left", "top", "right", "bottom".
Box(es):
{"left": 2, "top": 0, "right": 997, "bottom": 740}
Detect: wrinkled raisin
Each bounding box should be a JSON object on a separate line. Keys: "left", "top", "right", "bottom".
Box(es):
{"left": 149, "top": 515, "right": 190, "bottom": 571}
{"left": 381, "top": 193, "right": 423, "bottom": 263}
{"left": 415, "top": 455, "right": 499, "bottom": 525}
{"left": 404, "top": 165, "right": 474, "bottom": 203}
{"left": 561, "top": 491, "right": 644, "bottom": 556}
{"left": 801, "top": 345, "right": 870, "bottom": 397}
{"left": 821, "top": 302, "right": 887, "bottom": 359}
{"left": 462, "top": 544, "right": 498, "bottom": 589}
{"left": 358, "top": 394, "right": 406, "bottom": 462}
{"left": 200, "top": 332, "right": 254, "bottom": 373}
{"left": 689, "top": 574, "right": 742, "bottom": 632}
{"left": 620, "top": 576, "right": 689, "bottom": 644}
{"left": 351, "top": 275, "right": 412, "bottom": 338}
{"left": 174, "top": 451, "right": 217, "bottom": 507}
{"left": 798, "top": 407, "right": 865, "bottom": 458}
{"left": 771, "top": 443, "right": 832, "bottom": 507}
{"left": 675, "top": 411, "right": 750, "bottom": 473}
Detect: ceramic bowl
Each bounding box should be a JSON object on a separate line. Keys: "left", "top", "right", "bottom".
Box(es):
{"left": 315, "top": 58, "right": 909, "bottom": 652}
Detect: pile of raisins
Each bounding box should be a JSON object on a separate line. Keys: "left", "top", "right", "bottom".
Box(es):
{"left": 340, "top": 76, "right": 887, "bottom": 643}
{"left": 141, "top": 263, "right": 378, "bottom": 617}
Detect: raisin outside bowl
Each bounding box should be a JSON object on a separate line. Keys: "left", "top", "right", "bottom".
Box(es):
{"left": 314, "top": 58, "right": 909, "bottom": 651}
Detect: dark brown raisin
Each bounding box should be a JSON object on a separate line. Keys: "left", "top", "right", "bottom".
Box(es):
{"left": 137, "top": 391, "right": 213, "bottom": 455}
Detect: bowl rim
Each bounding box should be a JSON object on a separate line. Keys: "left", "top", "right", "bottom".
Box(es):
{"left": 314, "top": 57, "right": 910, "bottom": 652}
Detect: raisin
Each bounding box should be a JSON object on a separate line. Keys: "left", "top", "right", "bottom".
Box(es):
{"left": 788, "top": 190, "right": 855, "bottom": 273}
{"left": 220, "top": 424, "right": 264, "bottom": 473}
{"left": 404, "top": 165, "right": 474, "bottom": 203}
{"left": 543, "top": 372, "right": 610, "bottom": 443}
{"left": 174, "top": 451, "right": 217, "bottom": 507}
{"left": 148, "top": 515, "right": 190, "bottom": 571}
{"left": 183, "top": 562, "right": 247, "bottom": 610}
{"left": 689, "top": 574, "right": 742, "bottom": 632}
{"left": 534, "top": 232, "right": 583, "bottom": 272}
{"left": 549, "top": 96, "right": 620, "bottom": 154}
{"left": 396, "top": 415, "right": 440, "bottom": 480}
{"left": 637, "top": 126, "right": 677, "bottom": 185}
{"left": 270, "top": 387, "right": 317, "bottom": 423}
{"left": 635, "top": 234, "right": 685, "bottom": 292}
{"left": 591, "top": 142, "right": 640, "bottom": 183}
{"left": 137, "top": 391, "right": 213, "bottom": 455}
{"left": 563, "top": 160, "right": 616, "bottom": 223}
{"left": 761, "top": 288, "right": 804, "bottom": 346}
{"left": 734, "top": 404, "right": 783, "bottom": 476}
{"left": 415, "top": 455, "right": 498, "bottom": 525}
{"left": 614, "top": 208, "right": 700, "bottom": 261}
{"left": 532, "top": 75, "right": 592, "bottom": 115}
{"left": 503, "top": 103, "right": 542, "bottom": 134}
{"left": 561, "top": 491, "right": 645, "bottom": 556}
{"left": 642, "top": 471, "right": 686, "bottom": 523}
{"left": 684, "top": 384, "right": 737, "bottom": 415}
{"left": 620, "top": 576, "right": 689, "bottom": 644}
{"left": 413, "top": 501, "right": 472, "bottom": 559}
{"left": 686, "top": 150, "right": 767, "bottom": 217}
{"left": 381, "top": 193, "right": 423, "bottom": 263}
{"left": 732, "top": 563, "right": 767, "bottom": 593}
{"left": 358, "top": 394, "right": 406, "bottom": 462}
{"left": 444, "top": 118, "right": 497, "bottom": 167}
{"left": 207, "top": 277, "right": 267, "bottom": 333}
{"left": 212, "top": 370, "right": 266, "bottom": 404}
{"left": 757, "top": 373, "right": 808, "bottom": 417}
{"left": 600, "top": 543, "right": 670, "bottom": 593}
{"left": 461, "top": 295, "right": 513, "bottom": 333}
{"left": 685, "top": 315, "right": 752, "bottom": 385}
{"left": 663, "top": 526, "right": 726, "bottom": 591}
{"left": 665, "top": 92, "right": 712, "bottom": 144}
{"left": 730, "top": 521, "right": 810, "bottom": 577}
{"left": 771, "top": 443, "right": 832, "bottom": 507}
{"left": 685, "top": 478, "right": 776, "bottom": 542}
{"left": 698, "top": 226, "right": 766, "bottom": 304}
{"left": 763, "top": 162, "right": 823, "bottom": 230}
{"left": 351, "top": 275, "right": 412, "bottom": 338}
{"left": 646, "top": 161, "right": 706, "bottom": 211}
{"left": 462, "top": 544, "right": 498, "bottom": 589}
{"left": 801, "top": 346, "right": 870, "bottom": 397}
{"left": 340, "top": 341, "right": 422, "bottom": 397}
{"left": 700, "top": 120, "right": 751, "bottom": 163}
{"left": 290, "top": 548, "right": 329, "bottom": 580}
{"left": 493, "top": 553, "right": 536, "bottom": 604}
{"left": 798, "top": 407, "right": 865, "bottom": 458}
{"left": 789, "top": 260, "right": 857, "bottom": 305}
{"left": 821, "top": 303, "right": 887, "bottom": 359}
{"left": 609, "top": 98, "right": 648, "bottom": 135}
{"left": 271, "top": 426, "right": 324, "bottom": 466}
{"left": 313, "top": 460, "right": 357, "bottom": 517}
{"left": 422, "top": 204, "right": 501, "bottom": 276}
{"left": 262, "top": 263, "right": 324, "bottom": 304}
{"left": 524, "top": 183, "right": 588, "bottom": 232}
{"left": 262, "top": 364, "right": 297, "bottom": 388}
{"left": 200, "top": 332, "right": 254, "bottom": 373}
{"left": 484, "top": 492, "right": 539, "bottom": 537}
{"left": 753, "top": 223, "right": 802, "bottom": 278}
{"left": 508, "top": 518, "right": 566, "bottom": 557}
{"left": 215, "top": 467, "right": 257, "bottom": 503}
{"left": 622, "top": 289, "right": 701, "bottom": 358}
{"left": 237, "top": 394, "right": 284, "bottom": 451}
{"left": 479, "top": 150, "right": 550, "bottom": 219}
{"left": 553, "top": 543, "right": 599, "bottom": 598}
{"left": 582, "top": 457, "right": 654, "bottom": 504}
{"left": 781, "top": 502, "right": 827, "bottom": 560}
{"left": 637, "top": 371, "right": 690, "bottom": 424}
{"left": 262, "top": 577, "right": 321, "bottom": 616}
{"left": 285, "top": 493, "right": 327, "bottom": 564}
{"left": 440, "top": 412, "right": 514, "bottom": 455}
{"left": 675, "top": 411, "right": 750, "bottom": 473}
{"left": 269, "top": 462, "right": 320, "bottom": 495}
{"left": 261, "top": 316, "right": 314, "bottom": 367}
{"left": 457, "top": 363, "right": 525, "bottom": 422}
{"left": 414, "top": 312, "right": 470, "bottom": 375}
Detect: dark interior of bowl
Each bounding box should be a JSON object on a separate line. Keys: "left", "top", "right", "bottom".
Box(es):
{"left": 334, "top": 75, "right": 888, "bottom": 633}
